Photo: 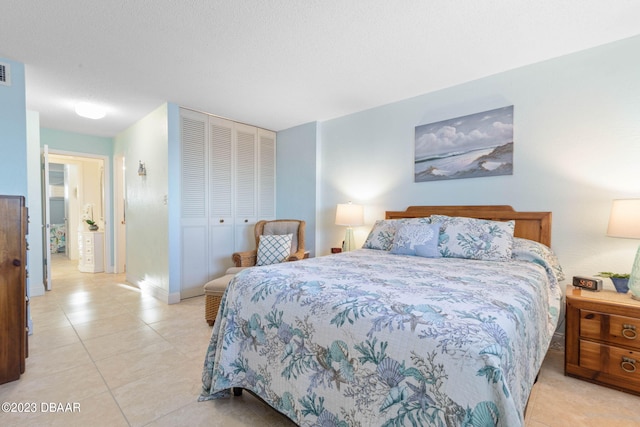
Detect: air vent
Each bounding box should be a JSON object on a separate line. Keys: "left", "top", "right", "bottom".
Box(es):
{"left": 0, "top": 62, "right": 11, "bottom": 86}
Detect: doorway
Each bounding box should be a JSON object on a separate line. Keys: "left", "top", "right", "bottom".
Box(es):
{"left": 42, "top": 149, "right": 113, "bottom": 290}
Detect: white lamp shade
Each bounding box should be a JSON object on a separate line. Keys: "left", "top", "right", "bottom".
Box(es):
{"left": 607, "top": 199, "right": 640, "bottom": 239}
{"left": 335, "top": 203, "right": 364, "bottom": 226}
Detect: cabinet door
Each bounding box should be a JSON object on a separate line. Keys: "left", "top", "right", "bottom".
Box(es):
{"left": 0, "top": 196, "right": 26, "bottom": 384}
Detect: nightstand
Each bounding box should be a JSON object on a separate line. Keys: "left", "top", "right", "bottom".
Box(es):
{"left": 565, "top": 284, "right": 640, "bottom": 395}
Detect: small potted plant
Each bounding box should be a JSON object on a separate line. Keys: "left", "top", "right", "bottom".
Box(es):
{"left": 82, "top": 203, "right": 99, "bottom": 231}
{"left": 596, "top": 272, "right": 630, "bottom": 293}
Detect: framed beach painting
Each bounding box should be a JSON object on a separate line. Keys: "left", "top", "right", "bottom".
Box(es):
{"left": 414, "top": 105, "right": 514, "bottom": 182}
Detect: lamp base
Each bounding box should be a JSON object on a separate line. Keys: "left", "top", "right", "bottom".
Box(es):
{"left": 629, "top": 245, "right": 640, "bottom": 301}
{"left": 343, "top": 227, "right": 356, "bottom": 252}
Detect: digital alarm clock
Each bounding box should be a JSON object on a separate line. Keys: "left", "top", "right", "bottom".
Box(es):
{"left": 572, "top": 275, "right": 603, "bottom": 291}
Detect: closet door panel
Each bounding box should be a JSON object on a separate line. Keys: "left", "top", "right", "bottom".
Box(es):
{"left": 258, "top": 129, "right": 276, "bottom": 220}
{"left": 209, "top": 117, "right": 233, "bottom": 223}
{"left": 234, "top": 123, "right": 256, "bottom": 222}
{"left": 181, "top": 225, "right": 209, "bottom": 299}
{"left": 234, "top": 123, "right": 257, "bottom": 252}
{"left": 180, "top": 111, "right": 207, "bottom": 219}
{"left": 179, "top": 109, "right": 209, "bottom": 298}
{"left": 209, "top": 222, "right": 235, "bottom": 279}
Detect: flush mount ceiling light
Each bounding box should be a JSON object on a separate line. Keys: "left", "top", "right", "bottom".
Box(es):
{"left": 75, "top": 102, "right": 106, "bottom": 119}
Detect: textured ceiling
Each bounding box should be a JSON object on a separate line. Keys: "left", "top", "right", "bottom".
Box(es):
{"left": 1, "top": 1, "right": 639, "bottom": 137}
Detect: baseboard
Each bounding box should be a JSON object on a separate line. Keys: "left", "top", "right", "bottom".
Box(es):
{"left": 127, "top": 273, "right": 178, "bottom": 304}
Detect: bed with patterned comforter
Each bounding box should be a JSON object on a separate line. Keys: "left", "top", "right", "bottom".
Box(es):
{"left": 200, "top": 235, "right": 563, "bottom": 426}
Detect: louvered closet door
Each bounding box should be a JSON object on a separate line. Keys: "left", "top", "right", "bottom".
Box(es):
{"left": 258, "top": 129, "right": 276, "bottom": 220}
{"left": 234, "top": 123, "right": 257, "bottom": 252}
{"left": 208, "top": 116, "right": 235, "bottom": 278}
{"left": 179, "top": 109, "right": 210, "bottom": 298}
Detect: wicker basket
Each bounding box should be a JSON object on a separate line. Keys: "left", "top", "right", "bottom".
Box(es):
{"left": 203, "top": 273, "right": 235, "bottom": 326}
{"left": 205, "top": 294, "right": 222, "bottom": 326}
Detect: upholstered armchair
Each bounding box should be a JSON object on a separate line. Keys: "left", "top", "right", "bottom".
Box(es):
{"left": 232, "top": 219, "right": 306, "bottom": 267}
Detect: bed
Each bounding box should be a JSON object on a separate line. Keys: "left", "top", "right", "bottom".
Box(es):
{"left": 50, "top": 223, "right": 66, "bottom": 253}
{"left": 200, "top": 205, "right": 564, "bottom": 426}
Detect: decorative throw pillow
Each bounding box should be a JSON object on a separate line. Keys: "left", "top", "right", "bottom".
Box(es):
{"left": 430, "top": 215, "right": 515, "bottom": 261}
{"left": 363, "top": 217, "right": 432, "bottom": 251}
{"left": 363, "top": 220, "right": 398, "bottom": 251}
{"left": 389, "top": 223, "right": 441, "bottom": 258}
{"left": 256, "top": 234, "right": 293, "bottom": 266}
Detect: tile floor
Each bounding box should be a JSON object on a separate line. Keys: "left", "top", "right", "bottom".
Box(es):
{"left": 1, "top": 255, "right": 639, "bottom": 426}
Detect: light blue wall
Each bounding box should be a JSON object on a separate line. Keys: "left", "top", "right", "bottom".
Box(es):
{"left": 276, "top": 121, "right": 318, "bottom": 256}
{"left": 40, "top": 128, "right": 113, "bottom": 155}
{"left": 113, "top": 103, "right": 173, "bottom": 302}
{"left": 0, "top": 58, "right": 27, "bottom": 196}
{"left": 280, "top": 35, "right": 640, "bottom": 289}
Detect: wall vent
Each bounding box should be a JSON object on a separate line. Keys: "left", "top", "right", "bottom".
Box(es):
{"left": 0, "top": 62, "right": 11, "bottom": 86}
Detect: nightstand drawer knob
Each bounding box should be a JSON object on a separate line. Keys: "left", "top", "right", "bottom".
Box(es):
{"left": 621, "top": 357, "right": 637, "bottom": 373}
{"left": 622, "top": 324, "right": 637, "bottom": 340}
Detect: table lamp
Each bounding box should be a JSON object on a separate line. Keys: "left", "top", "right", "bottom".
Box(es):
{"left": 606, "top": 199, "right": 640, "bottom": 300}
{"left": 335, "top": 202, "right": 364, "bottom": 251}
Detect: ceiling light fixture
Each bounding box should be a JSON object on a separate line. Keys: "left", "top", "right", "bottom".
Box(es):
{"left": 75, "top": 102, "right": 106, "bottom": 119}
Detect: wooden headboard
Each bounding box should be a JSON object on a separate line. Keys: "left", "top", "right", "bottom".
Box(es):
{"left": 385, "top": 205, "right": 552, "bottom": 247}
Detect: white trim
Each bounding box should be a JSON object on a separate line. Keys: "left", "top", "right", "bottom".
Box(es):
{"left": 128, "top": 273, "right": 180, "bottom": 304}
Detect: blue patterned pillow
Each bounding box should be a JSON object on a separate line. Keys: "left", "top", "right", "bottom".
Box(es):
{"left": 389, "top": 223, "right": 441, "bottom": 257}
{"left": 431, "top": 215, "right": 515, "bottom": 261}
{"left": 257, "top": 234, "right": 293, "bottom": 266}
{"left": 363, "top": 218, "right": 432, "bottom": 251}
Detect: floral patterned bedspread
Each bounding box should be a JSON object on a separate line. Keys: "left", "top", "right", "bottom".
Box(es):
{"left": 200, "top": 247, "right": 562, "bottom": 427}
{"left": 50, "top": 223, "right": 66, "bottom": 253}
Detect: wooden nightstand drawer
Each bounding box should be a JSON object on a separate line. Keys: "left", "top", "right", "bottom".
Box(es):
{"left": 580, "top": 310, "right": 640, "bottom": 350}
{"left": 565, "top": 285, "right": 640, "bottom": 395}
{"left": 580, "top": 340, "right": 640, "bottom": 385}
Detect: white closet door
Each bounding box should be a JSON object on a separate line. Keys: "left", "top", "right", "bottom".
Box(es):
{"left": 179, "top": 109, "right": 209, "bottom": 298}
{"left": 208, "top": 116, "right": 235, "bottom": 277}
{"left": 258, "top": 129, "right": 276, "bottom": 220}
{"left": 178, "top": 108, "right": 277, "bottom": 296}
{"left": 209, "top": 117, "right": 234, "bottom": 223}
{"left": 180, "top": 111, "right": 207, "bottom": 218}
{"left": 234, "top": 123, "right": 257, "bottom": 252}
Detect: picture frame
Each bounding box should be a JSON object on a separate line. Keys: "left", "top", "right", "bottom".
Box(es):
{"left": 414, "top": 105, "right": 514, "bottom": 182}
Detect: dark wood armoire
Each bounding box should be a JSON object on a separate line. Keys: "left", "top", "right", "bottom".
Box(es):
{"left": 0, "top": 195, "right": 28, "bottom": 384}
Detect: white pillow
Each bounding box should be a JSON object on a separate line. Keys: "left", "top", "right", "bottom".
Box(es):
{"left": 257, "top": 234, "right": 293, "bottom": 266}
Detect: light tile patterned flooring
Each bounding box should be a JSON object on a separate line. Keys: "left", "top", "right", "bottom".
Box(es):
{"left": 1, "top": 255, "right": 639, "bottom": 426}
